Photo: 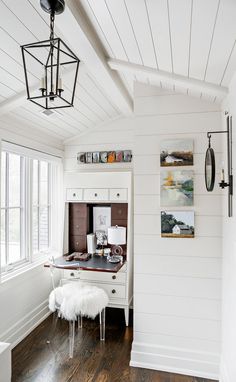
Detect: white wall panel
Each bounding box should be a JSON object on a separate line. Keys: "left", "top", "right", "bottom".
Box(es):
{"left": 134, "top": 234, "right": 222, "bottom": 258}
{"left": 131, "top": 83, "right": 222, "bottom": 379}
{"left": 135, "top": 293, "right": 221, "bottom": 321}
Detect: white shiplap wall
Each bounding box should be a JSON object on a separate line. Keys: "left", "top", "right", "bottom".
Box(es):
{"left": 220, "top": 74, "right": 236, "bottom": 382}
{"left": 64, "top": 118, "right": 134, "bottom": 172}
{"left": 63, "top": 82, "right": 223, "bottom": 380}
{"left": 130, "top": 83, "right": 223, "bottom": 380}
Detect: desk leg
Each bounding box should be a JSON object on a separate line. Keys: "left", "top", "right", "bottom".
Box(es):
{"left": 124, "top": 307, "right": 129, "bottom": 326}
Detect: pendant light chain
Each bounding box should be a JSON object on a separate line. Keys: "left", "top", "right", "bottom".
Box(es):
{"left": 50, "top": 12, "right": 55, "bottom": 41}
{"left": 49, "top": 11, "right": 55, "bottom": 99}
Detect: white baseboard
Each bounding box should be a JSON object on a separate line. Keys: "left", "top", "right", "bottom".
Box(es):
{"left": 130, "top": 342, "right": 220, "bottom": 381}
{"left": 0, "top": 300, "right": 51, "bottom": 349}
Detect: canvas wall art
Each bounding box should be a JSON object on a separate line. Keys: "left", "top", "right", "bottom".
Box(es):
{"left": 160, "top": 170, "right": 194, "bottom": 206}
{"left": 161, "top": 210, "right": 194, "bottom": 238}
{"left": 160, "top": 139, "right": 193, "bottom": 167}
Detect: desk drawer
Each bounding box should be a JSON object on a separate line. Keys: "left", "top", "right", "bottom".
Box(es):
{"left": 110, "top": 188, "right": 127, "bottom": 202}
{"left": 80, "top": 270, "right": 126, "bottom": 284}
{"left": 96, "top": 283, "right": 126, "bottom": 299}
{"left": 83, "top": 188, "right": 108, "bottom": 201}
{"left": 66, "top": 188, "right": 83, "bottom": 201}
{"left": 63, "top": 269, "right": 80, "bottom": 279}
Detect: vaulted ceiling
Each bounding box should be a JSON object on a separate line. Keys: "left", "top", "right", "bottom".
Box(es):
{"left": 0, "top": 0, "right": 235, "bottom": 145}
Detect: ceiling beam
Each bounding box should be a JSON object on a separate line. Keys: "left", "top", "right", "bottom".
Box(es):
{"left": 54, "top": 0, "right": 133, "bottom": 114}
{"left": 108, "top": 58, "right": 228, "bottom": 99}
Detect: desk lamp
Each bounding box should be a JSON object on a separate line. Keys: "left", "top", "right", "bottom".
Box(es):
{"left": 107, "top": 226, "right": 126, "bottom": 263}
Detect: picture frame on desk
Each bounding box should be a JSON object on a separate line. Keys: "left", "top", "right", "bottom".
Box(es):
{"left": 93, "top": 206, "right": 111, "bottom": 234}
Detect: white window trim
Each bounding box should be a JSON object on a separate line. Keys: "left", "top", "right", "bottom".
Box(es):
{"left": 0, "top": 142, "right": 63, "bottom": 283}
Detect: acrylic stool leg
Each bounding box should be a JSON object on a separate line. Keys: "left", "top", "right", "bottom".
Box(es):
{"left": 78, "top": 314, "right": 83, "bottom": 329}
{"left": 99, "top": 308, "right": 106, "bottom": 341}
{"left": 69, "top": 320, "right": 75, "bottom": 358}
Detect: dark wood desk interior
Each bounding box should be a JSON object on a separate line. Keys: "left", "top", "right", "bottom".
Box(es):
{"left": 45, "top": 255, "right": 126, "bottom": 273}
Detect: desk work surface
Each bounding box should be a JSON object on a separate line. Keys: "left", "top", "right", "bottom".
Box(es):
{"left": 44, "top": 255, "right": 126, "bottom": 273}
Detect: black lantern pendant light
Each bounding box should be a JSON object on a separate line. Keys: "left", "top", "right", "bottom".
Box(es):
{"left": 21, "top": 0, "right": 80, "bottom": 110}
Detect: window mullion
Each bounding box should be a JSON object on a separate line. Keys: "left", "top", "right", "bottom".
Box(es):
{"left": 48, "top": 163, "right": 51, "bottom": 248}
{"left": 38, "top": 160, "right": 40, "bottom": 252}
{"left": 28, "top": 159, "right": 33, "bottom": 261}
{"left": 5, "top": 153, "right": 9, "bottom": 266}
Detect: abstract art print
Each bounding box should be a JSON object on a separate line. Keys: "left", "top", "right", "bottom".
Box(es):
{"left": 160, "top": 139, "right": 193, "bottom": 167}
{"left": 93, "top": 206, "right": 111, "bottom": 234}
{"left": 161, "top": 210, "right": 194, "bottom": 238}
{"left": 160, "top": 170, "right": 194, "bottom": 206}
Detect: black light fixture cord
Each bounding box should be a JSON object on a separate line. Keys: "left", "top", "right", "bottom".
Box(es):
{"left": 50, "top": 11, "right": 55, "bottom": 96}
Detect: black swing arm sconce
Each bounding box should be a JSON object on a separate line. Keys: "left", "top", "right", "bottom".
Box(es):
{"left": 205, "top": 113, "right": 233, "bottom": 217}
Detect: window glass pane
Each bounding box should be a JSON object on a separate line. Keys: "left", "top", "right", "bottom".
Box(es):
{"left": 33, "top": 160, "right": 39, "bottom": 205}
{"left": 9, "top": 153, "right": 21, "bottom": 207}
{"left": 40, "top": 161, "right": 48, "bottom": 205}
{"left": 1, "top": 210, "right": 6, "bottom": 267}
{"left": 32, "top": 207, "right": 39, "bottom": 254}
{"left": 39, "top": 207, "right": 49, "bottom": 250}
{"left": 1, "top": 152, "right": 6, "bottom": 207}
{"left": 8, "top": 208, "right": 21, "bottom": 263}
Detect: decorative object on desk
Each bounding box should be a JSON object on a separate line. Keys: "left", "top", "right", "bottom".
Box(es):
{"left": 93, "top": 206, "right": 111, "bottom": 234}
{"left": 76, "top": 150, "right": 132, "bottom": 164}
{"left": 73, "top": 252, "right": 91, "bottom": 261}
{"left": 205, "top": 113, "right": 233, "bottom": 217}
{"left": 108, "top": 226, "right": 126, "bottom": 262}
{"left": 95, "top": 230, "right": 107, "bottom": 255}
{"left": 160, "top": 139, "right": 193, "bottom": 167}
{"left": 93, "top": 152, "right": 100, "bottom": 163}
{"left": 65, "top": 254, "right": 75, "bottom": 261}
{"left": 103, "top": 248, "right": 111, "bottom": 257}
{"left": 87, "top": 233, "right": 96, "bottom": 254}
{"left": 161, "top": 210, "right": 194, "bottom": 238}
{"left": 160, "top": 170, "right": 194, "bottom": 206}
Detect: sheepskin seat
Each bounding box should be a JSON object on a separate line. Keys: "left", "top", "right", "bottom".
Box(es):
{"left": 49, "top": 282, "right": 109, "bottom": 321}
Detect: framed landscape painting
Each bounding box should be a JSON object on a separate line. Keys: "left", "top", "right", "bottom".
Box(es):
{"left": 160, "top": 139, "right": 193, "bottom": 167}
{"left": 160, "top": 170, "right": 194, "bottom": 206}
{"left": 161, "top": 210, "right": 194, "bottom": 238}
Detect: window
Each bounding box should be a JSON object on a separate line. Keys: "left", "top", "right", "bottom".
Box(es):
{"left": 1, "top": 152, "right": 26, "bottom": 270}
{"left": 0, "top": 143, "right": 61, "bottom": 276}
{"left": 32, "top": 160, "right": 51, "bottom": 255}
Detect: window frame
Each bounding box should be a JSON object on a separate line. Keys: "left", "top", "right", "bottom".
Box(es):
{"left": 0, "top": 142, "right": 62, "bottom": 279}
{"left": 31, "top": 159, "right": 52, "bottom": 257}
{"left": 1, "top": 152, "right": 27, "bottom": 272}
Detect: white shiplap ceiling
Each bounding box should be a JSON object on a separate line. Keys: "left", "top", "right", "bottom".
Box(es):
{"left": 0, "top": 0, "right": 235, "bottom": 144}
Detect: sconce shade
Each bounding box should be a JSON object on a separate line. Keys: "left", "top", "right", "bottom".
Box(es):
{"left": 21, "top": 37, "right": 80, "bottom": 110}
{"left": 108, "top": 226, "right": 126, "bottom": 245}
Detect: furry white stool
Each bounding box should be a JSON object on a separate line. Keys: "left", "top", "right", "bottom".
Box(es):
{"left": 49, "top": 282, "right": 109, "bottom": 358}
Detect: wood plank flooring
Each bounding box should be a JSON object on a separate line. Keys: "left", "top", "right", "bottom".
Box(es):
{"left": 12, "top": 308, "right": 218, "bottom": 382}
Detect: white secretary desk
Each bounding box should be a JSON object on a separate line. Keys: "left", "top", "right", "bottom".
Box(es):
{"left": 63, "top": 171, "right": 133, "bottom": 326}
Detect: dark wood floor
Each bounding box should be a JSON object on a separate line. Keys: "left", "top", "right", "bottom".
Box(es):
{"left": 12, "top": 308, "right": 217, "bottom": 382}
